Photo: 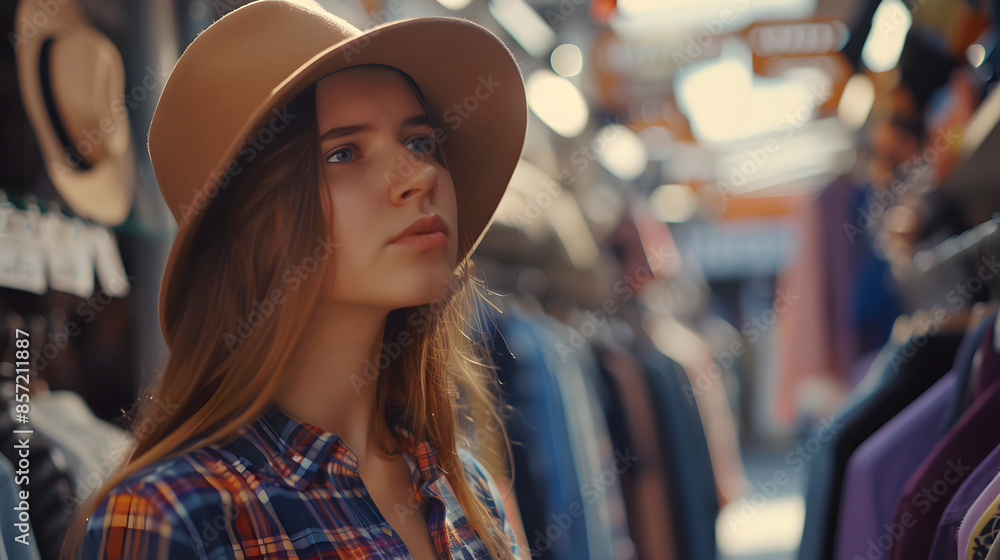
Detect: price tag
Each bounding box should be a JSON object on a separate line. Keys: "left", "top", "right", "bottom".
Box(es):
{"left": 0, "top": 207, "right": 47, "bottom": 295}
{"left": 41, "top": 213, "right": 95, "bottom": 298}
{"left": 89, "top": 225, "right": 130, "bottom": 297}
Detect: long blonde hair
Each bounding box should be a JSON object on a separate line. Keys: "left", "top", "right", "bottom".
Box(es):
{"left": 64, "top": 69, "right": 515, "bottom": 560}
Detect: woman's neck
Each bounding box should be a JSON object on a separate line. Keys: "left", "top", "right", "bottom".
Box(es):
{"left": 272, "top": 300, "right": 390, "bottom": 465}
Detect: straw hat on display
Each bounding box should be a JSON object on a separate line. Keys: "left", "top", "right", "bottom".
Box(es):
{"left": 145, "top": 0, "right": 528, "bottom": 348}
{"left": 15, "top": 0, "right": 136, "bottom": 226}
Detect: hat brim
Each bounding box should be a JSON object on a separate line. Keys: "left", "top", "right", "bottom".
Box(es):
{"left": 157, "top": 15, "right": 527, "bottom": 347}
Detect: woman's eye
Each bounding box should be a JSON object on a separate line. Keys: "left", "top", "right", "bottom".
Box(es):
{"left": 407, "top": 135, "right": 437, "bottom": 155}
{"left": 326, "top": 147, "right": 355, "bottom": 164}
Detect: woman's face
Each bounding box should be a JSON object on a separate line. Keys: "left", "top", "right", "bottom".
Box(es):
{"left": 314, "top": 66, "right": 459, "bottom": 311}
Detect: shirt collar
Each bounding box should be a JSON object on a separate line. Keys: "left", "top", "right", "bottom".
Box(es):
{"left": 392, "top": 421, "right": 448, "bottom": 493}
{"left": 244, "top": 406, "right": 446, "bottom": 491}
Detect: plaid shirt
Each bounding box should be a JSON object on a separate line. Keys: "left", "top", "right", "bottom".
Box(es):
{"left": 83, "top": 406, "right": 520, "bottom": 559}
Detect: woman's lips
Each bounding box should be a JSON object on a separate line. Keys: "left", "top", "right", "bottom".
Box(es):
{"left": 390, "top": 214, "right": 448, "bottom": 248}
{"left": 391, "top": 231, "right": 448, "bottom": 248}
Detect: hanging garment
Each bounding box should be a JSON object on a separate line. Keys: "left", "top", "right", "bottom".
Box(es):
{"left": 930, "top": 442, "right": 1000, "bottom": 558}
{"left": 834, "top": 314, "right": 992, "bottom": 560}
{"left": 962, "top": 469, "right": 1000, "bottom": 558}
{"left": 22, "top": 408, "right": 96, "bottom": 486}
{"left": 488, "top": 305, "right": 592, "bottom": 560}
{"left": 774, "top": 180, "right": 883, "bottom": 426}
{"left": 533, "top": 313, "right": 634, "bottom": 560}
{"left": 32, "top": 391, "right": 129, "bottom": 462}
{"left": 644, "top": 313, "right": 747, "bottom": 506}
{"left": 0, "top": 454, "right": 41, "bottom": 560}
{"left": 22, "top": 391, "right": 106, "bottom": 503}
{"left": 0, "top": 403, "right": 76, "bottom": 560}
{"left": 888, "top": 324, "right": 1000, "bottom": 559}
{"left": 940, "top": 310, "right": 999, "bottom": 433}
{"left": 846, "top": 348, "right": 883, "bottom": 394}
{"left": 833, "top": 370, "right": 957, "bottom": 560}
{"left": 596, "top": 347, "right": 677, "bottom": 560}
{"left": 640, "top": 348, "right": 718, "bottom": 560}
{"left": 30, "top": 391, "right": 130, "bottom": 504}
{"left": 798, "top": 330, "right": 965, "bottom": 560}
{"left": 944, "top": 312, "right": 1000, "bottom": 429}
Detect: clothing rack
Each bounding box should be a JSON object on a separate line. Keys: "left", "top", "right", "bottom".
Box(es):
{"left": 913, "top": 213, "right": 1000, "bottom": 347}
{"left": 913, "top": 213, "right": 1000, "bottom": 274}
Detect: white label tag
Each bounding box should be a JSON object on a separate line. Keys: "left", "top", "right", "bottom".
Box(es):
{"left": 90, "top": 226, "right": 130, "bottom": 298}
{"left": 43, "top": 214, "right": 95, "bottom": 298}
{"left": 0, "top": 207, "right": 47, "bottom": 295}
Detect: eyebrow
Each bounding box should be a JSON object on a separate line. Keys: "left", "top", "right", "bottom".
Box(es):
{"left": 319, "top": 114, "right": 433, "bottom": 143}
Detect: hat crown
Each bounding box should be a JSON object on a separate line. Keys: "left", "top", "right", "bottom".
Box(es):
{"left": 50, "top": 29, "right": 129, "bottom": 164}
{"left": 149, "top": 0, "right": 362, "bottom": 224}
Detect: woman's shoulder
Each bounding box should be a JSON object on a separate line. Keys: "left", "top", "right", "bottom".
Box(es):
{"left": 99, "top": 443, "right": 240, "bottom": 501}
{"left": 455, "top": 447, "right": 502, "bottom": 508}
{"left": 455, "top": 449, "right": 514, "bottom": 521}
{"left": 454, "top": 447, "right": 522, "bottom": 557}
{"left": 83, "top": 445, "right": 245, "bottom": 559}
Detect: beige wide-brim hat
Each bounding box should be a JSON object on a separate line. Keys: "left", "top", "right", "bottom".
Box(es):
{"left": 148, "top": 0, "right": 528, "bottom": 348}
{"left": 15, "top": 0, "right": 136, "bottom": 226}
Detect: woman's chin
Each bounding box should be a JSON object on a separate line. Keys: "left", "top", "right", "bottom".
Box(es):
{"left": 395, "top": 283, "right": 455, "bottom": 308}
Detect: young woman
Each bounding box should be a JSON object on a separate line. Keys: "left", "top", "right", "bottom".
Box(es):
{"left": 66, "top": 1, "right": 529, "bottom": 558}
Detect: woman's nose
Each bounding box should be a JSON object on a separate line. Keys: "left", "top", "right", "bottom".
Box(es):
{"left": 386, "top": 149, "right": 439, "bottom": 205}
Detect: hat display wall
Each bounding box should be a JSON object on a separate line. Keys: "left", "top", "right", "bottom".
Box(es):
{"left": 147, "top": 0, "right": 528, "bottom": 348}
{"left": 14, "top": 0, "right": 136, "bottom": 226}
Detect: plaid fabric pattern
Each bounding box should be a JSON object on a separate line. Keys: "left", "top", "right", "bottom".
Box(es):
{"left": 82, "top": 406, "right": 520, "bottom": 559}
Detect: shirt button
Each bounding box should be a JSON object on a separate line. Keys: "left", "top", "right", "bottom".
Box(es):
{"left": 381, "top": 526, "right": 393, "bottom": 536}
